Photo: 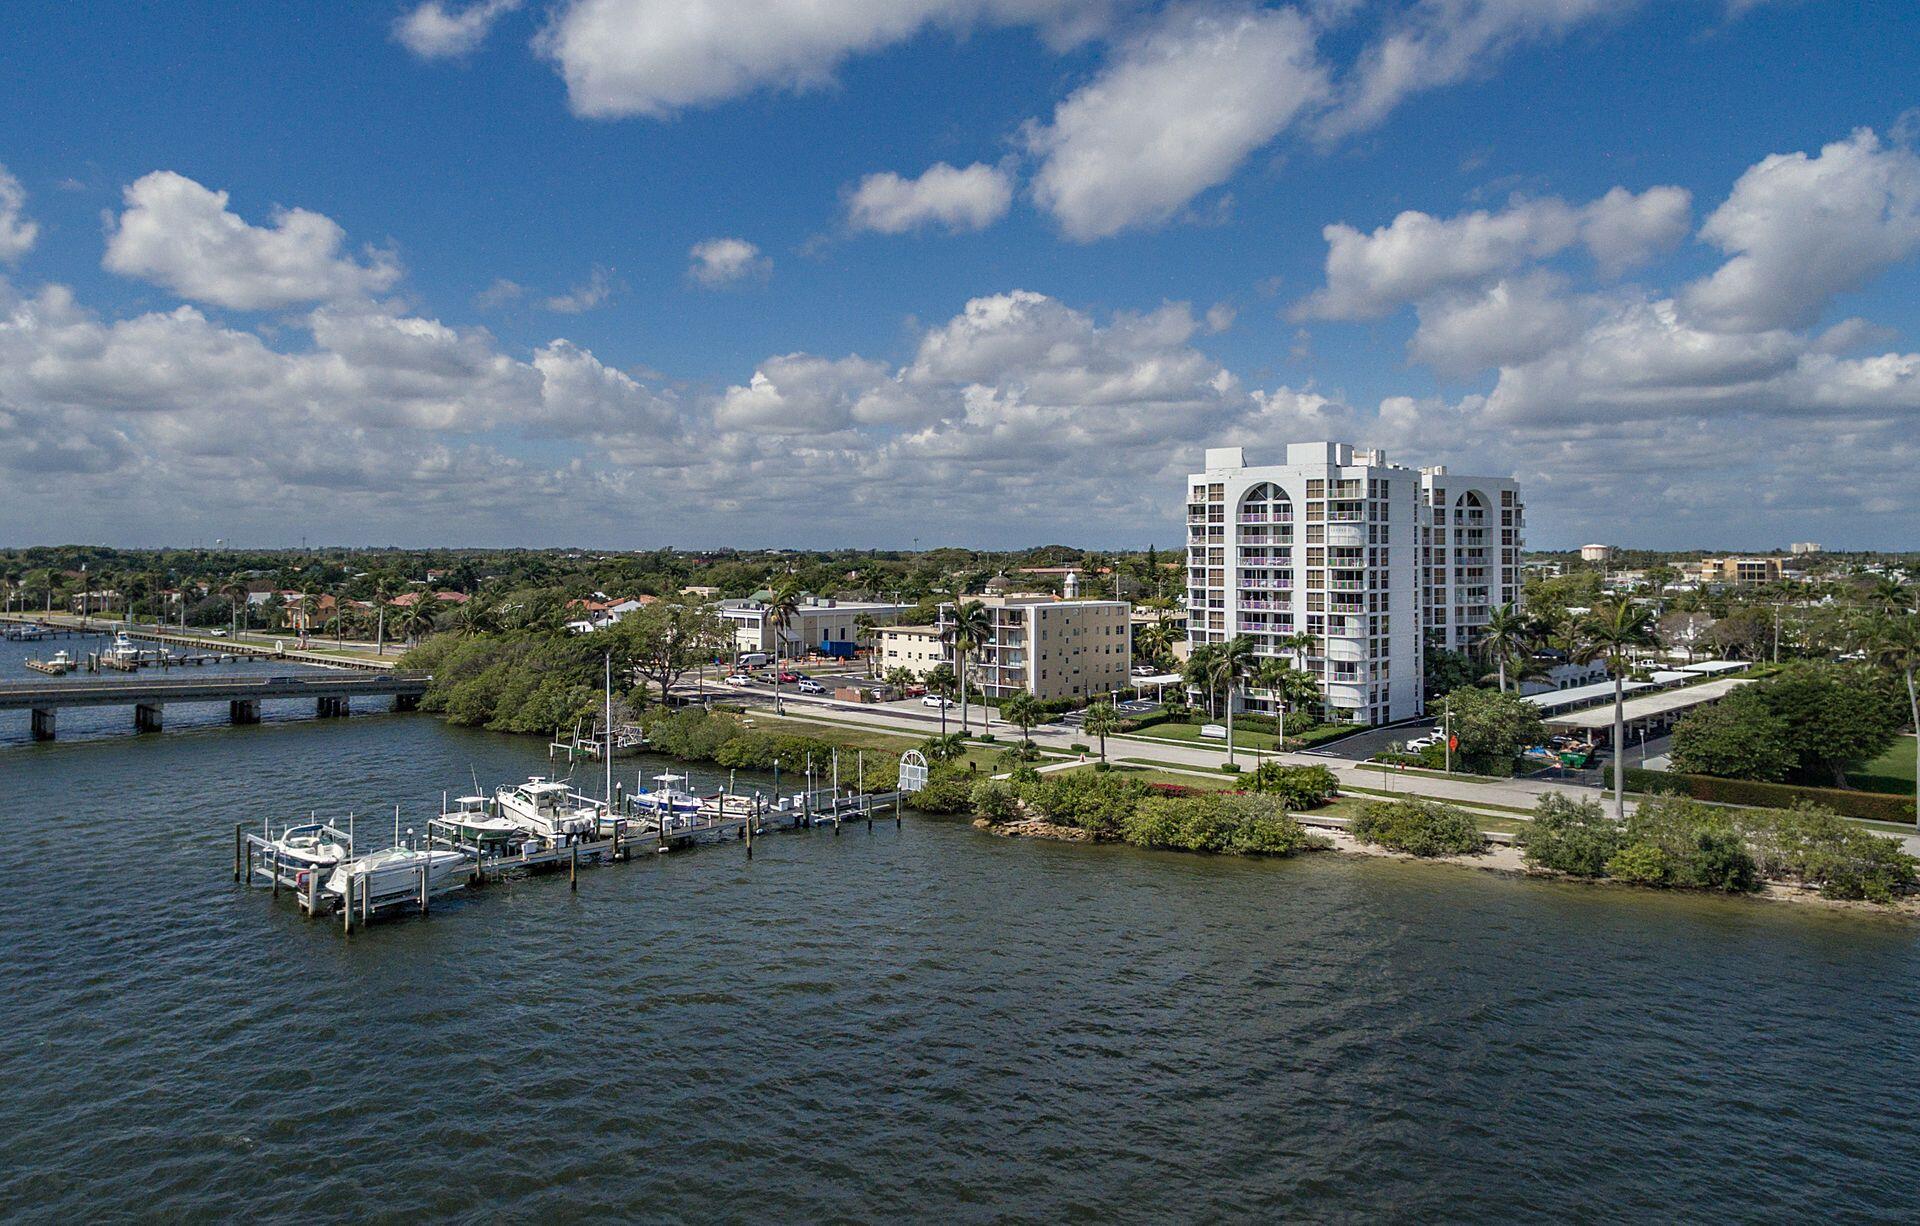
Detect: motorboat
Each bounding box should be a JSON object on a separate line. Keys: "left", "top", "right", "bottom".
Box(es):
{"left": 265, "top": 821, "right": 354, "bottom": 888}
{"left": 628, "top": 773, "right": 704, "bottom": 819}
{"left": 435, "top": 794, "right": 526, "bottom": 854}
{"left": 324, "top": 845, "right": 467, "bottom": 906}
{"left": 494, "top": 777, "right": 601, "bottom": 840}
{"left": 103, "top": 631, "right": 143, "bottom": 665}
{"left": 24, "top": 649, "right": 75, "bottom": 675}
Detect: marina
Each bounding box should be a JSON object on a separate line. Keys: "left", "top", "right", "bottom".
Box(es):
{"left": 238, "top": 755, "right": 912, "bottom": 932}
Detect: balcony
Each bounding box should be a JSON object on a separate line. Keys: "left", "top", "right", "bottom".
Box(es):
{"left": 1325, "top": 524, "right": 1365, "bottom": 548}
{"left": 1238, "top": 597, "right": 1284, "bottom": 611}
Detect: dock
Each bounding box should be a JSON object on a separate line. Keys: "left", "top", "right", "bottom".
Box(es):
{"left": 236, "top": 760, "right": 919, "bottom": 933}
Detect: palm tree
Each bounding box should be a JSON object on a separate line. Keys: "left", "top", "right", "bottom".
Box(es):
{"left": 1251, "top": 655, "right": 1317, "bottom": 755}
{"left": 1573, "top": 598, "right": 1660, "bottom": 819}
{"left": 1864, "top": 612, "right": 1920, "bottom": 829}
{"left": 763, "top": 579, "right": 803, "bottom": 715}
{"left": 1083, "top": 699, "right": 1120, "bottom": 763}
{"left": 1479, "top": 602, "right": 1532, "bottom": 693}
{"left": 922, "top": 731, "right": 967, "bottom": 764}
{"left": 1213, "top": 635, "right": 1258, "bottom": 768}
{"left": 219, "top": 578, "right": 249, "bottom": 640}
{"left": 1183, "top": 641, "right": 1222, "bottom": 716}
{"left": 1136, "top": 620, "right": 1177, "bottom": 669}
{"left": 926, "top": 662, "right": 957, "bottom": 735}
{"left": 452, "top": 597, "right": 493, "bottom": 636}
{"left": 1002, "top": 691, "right": 1042, "bottom": 746}
{"left": 401, "top": 597, "right": 438, "bottom": 645}
{"left": 371, "top": 579, "right": 395, "bottom": 656}
{"left": 945, "top": 598, "right": 993, "bottom": 735}
{"left": 853, "top": 613, "right": 878, "bottom": 676}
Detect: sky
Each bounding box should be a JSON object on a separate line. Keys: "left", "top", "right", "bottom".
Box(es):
{"left": 0, "top": 0, "right": 1917, "bottom": 552}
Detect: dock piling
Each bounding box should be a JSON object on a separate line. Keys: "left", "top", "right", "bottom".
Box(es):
{"left": 233, "top": 823, "right": 245, "bottom": 881}
{"left": 342, "top": 873, "right": 354, "bottom": 934}
{"left": 570, "top": 844, "right": 579, "bottom": 891}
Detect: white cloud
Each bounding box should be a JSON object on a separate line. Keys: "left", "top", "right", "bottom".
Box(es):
{"left": 1297, "top": 185, "right": 1689, "bottom": 320}
{"left": 715, "top": 354, "right": 929, "bottom": 434}
{"left": 473, "top": 277, "right": 525, "bottom": 309}
{"left": 846, "top": 162, "right": 1013, "bottom": 234}
{"left": 536, "top": 0, "right": 1120, "bottom": 119}
{"left": 688, "top": 237, "right": 769, "bottom": 287}
{"left": 1027, "top": 4, "right": 1328, "bottom": 241}
{"left": 394, "top": 0, "right": 522, "bottom": 60}
{"left": 543, "top": 266, "right": 614, "bottom": 313}
{"left": 0, "top": 165, "right": 37, "bottom": 263}
{"left": 102, "top": 171, "right": 400, "bottom": 310}
{"left": 1682, "top": 128, "right": 1920, "bottom": 333}
{"left": 1407, "top": 274, "right": 1585, "bottom": 376}
{"left": 1318, "top": 0, "right": 1627, "bottom": 141}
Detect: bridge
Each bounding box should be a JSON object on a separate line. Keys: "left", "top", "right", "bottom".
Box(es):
{"left": 0, "top": 673, "right": 431, "bottom": 740}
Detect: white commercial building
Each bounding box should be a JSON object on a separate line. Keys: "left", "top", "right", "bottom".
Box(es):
{"left": 1185, "top": 442, "right": 1523, "bottom": 726}
{"left": 716, "top": 594, "right": 911, "bottom": 659}
{"left": 886, "top": 595, "right": 1134, "bottom": 702}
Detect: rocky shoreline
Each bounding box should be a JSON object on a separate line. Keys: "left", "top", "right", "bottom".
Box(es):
{"left": 973, "top": 814, "right": 1920, "bottom": 917}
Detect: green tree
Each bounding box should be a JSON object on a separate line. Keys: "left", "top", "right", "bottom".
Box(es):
{"left": 945, "top": 597, "right": 993, "bottom": 735}
{"left": 1252, "top": 650, "right": 1318, "bottom": 753}
{"left": 609, "top": 598, "right": 731, "bottom": 703}
{"left": 1438, "top": 685, "right": 1547, "bottom": 775}
{"left": 1862, "top": 613, "right": 1920, "bottom": 827}
{"left": 1574, "top": 597, "right": 1660, "bottom": 817}
{"left": 1083, "top": 699, "right": 1120, "bottom": 763}
{"left": 1001, "top": 691, "right": 1043, "bottom": 745}
{"left": 1479, "top": 602, "right": 1533, "bottom": 693}
{"left": 1519, "top": 793, "right": 1625, "bottom": 877}
{"left": 1669, "top": 688, "right": 1796, "bottom": 781}
{"left": 763, "top": 579, "right": 803, "bottom": 714}
{"left": 1753, "top": 662, "right": 1902, "bottom": 788}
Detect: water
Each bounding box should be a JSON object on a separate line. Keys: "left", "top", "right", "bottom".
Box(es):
{"left": 3, "top": 694, "right": 1919, "bottom": 1221}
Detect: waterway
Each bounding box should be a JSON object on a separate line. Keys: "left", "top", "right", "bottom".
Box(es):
{"left": 2, "top": 668, "right": 1919, "bottom": 1220}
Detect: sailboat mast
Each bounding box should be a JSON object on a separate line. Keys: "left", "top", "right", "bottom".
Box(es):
{"left": 604, "top": 649, "right": 614, "bottom": 811}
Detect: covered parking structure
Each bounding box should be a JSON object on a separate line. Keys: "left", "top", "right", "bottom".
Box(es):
{"left": 1541, "top": 677, "right": 1754, "bottom": 744}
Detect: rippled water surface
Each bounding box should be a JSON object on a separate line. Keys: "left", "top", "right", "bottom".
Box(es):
{"left": 3, "top": 663, "right": 1919, "bottom": 1221}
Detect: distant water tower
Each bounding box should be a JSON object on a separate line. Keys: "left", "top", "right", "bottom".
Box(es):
{"left": 1064, "top": 570, "right": 1081, "bottom": 598}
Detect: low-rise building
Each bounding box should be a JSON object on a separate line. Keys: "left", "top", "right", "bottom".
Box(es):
{"left": 1789, "top": 542, "right": 1822, "bottom": 556}
{"left": 940, "top": 594, "right": 1133, "bottom": 702}
{"left": 1699, "top": 556, "right": 1784, "bottom": 587}
{"left": 717, "top": 594, "right": 912, "bottom": 659}
{"left": 874, "top": 625, "right": 946, "bottom": 677}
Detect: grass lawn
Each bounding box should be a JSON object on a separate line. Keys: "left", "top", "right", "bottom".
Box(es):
{"left": 743, "top": 712, "right": 1018, "bottom": 775}
{"left": 1120, "top": 722, "right": 1288, "bottom": 752}
{"left": 1851, "top": 736, "right": 1917, "bottom": 796}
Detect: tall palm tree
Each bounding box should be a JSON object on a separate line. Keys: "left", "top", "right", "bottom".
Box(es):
{"left": 371, "top": 579, "right": 395, "bottom": 656}
{"left": 1573, "top": 598, "right": 1660, "bottom": 819}
{"left": 946, "top": 598, "right": 993, "bottom": 735}
{"left": 1204, "top": 635, "right": 1258, "bottom": 768}
{"left": 1083, "top": 699, "right": 1120, "bottom": 763}
{"left": 1183, "top": 641, "right": 1222, "bottom": 716}
{"left": 1002, "top": 691, "right": 1042, "bottom": 747}
{"left": 1252, "top": 655, "right": 1318, "bottom": 755}
{"left": 1863, "top": 612, "right": 1920, "bottom": 829}
{"left": 763, "top": 579, "right": 803, "bottom": 715}
{"left": 853, "top": 613, "right": 878, "bottom": 676}
{"left": 219, "top": 578, "right": 249, "bottom": 640}
{"left": 1479, "top": 602, "right": 1532, "bottom": 693}
{"left": 401, "top": 597, "right": 438, "bottom": 645}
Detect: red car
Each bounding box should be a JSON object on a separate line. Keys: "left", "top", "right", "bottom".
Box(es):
{"left": 772, "top": 671, "right": 800, "bottom": 683}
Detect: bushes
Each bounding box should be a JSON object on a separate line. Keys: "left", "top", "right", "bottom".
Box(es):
{"left": 1120, "top": 793, "right": 1324, "bottom": 856}
{"left": 909, "top": 765, "right": 976, "bottom": 815}
{"left": 411, "top": 631, "right": 610, "bottom": 734}
{"left": 1737, "top": 805, "right": 1918, "bottom": 903}
{"left": 969, "top": 779, "right": 1021, "bottom": 824}
{"left": 1626, "top": 768, "right": 1916, "bottom": 824}
{"left": 1248, "top": 762, "right": 1339, "bottom": 809}
{"left": 1519, "top": 794, "right": 1625, "bottom": 878}
{"left": 1620, "top": 796, "right": 1758, "bottom": 893}
{"left": 1350, "top": 799, "right": 1484, "bottom": 857}
{"left": 1023, "top": 771, "right": 1147, "bottom": 836}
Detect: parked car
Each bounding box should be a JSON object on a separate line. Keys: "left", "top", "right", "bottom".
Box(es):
{"left": 921, "top": 695, "right": 954, "bottom": 709}
{"left": 795, "top": 679, "right": 826, "bottom": 694}
{"left": 1404, "top": 735, "right": 1438, "bottom": 751}
{"left": 773, "top": 671, "right": 800, "bottom": 684}
{"left": 723, "top": 673, "right": 754, "bottom": 685}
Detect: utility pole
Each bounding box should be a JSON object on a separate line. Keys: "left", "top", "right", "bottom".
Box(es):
{"left": 1443, "top": 694, "right": 1452, "bottom": 776}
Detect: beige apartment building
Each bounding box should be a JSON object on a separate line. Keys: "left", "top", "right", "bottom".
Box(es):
{"left": 1697, "top": 556, "right": 1784, "bottom": 587}
{"left": 878, "top": 596, "right": 1133, "bottom": 702}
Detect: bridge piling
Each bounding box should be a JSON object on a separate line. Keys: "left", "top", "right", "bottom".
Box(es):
{"left": 134, "top": 702, "right": 164, "bottom": 733}
{"left": 30, "top": 707, "right": 54, "bottom": 741}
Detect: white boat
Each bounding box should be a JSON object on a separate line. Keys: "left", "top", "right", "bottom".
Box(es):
{"left": 264, "top": 821, "right": 354, "bottom": 891}
{"left": 325, "top": 845, "right": 467, "bottom": 905}
{"left": 628, "top": 773, "right": 704, "bottom": 819}
{"left": 494, "top": 777, "right": 601, "bottom": 840}
{"left": 436, "top": 794, "right": 525, "bottom": 853}
{"left": 104, "top": 631, "right": 142, "bottom": 664}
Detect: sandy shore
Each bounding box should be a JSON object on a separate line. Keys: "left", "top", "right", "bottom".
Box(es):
{"left": 974, "top": 815, "right": 1920, "bottom": 917}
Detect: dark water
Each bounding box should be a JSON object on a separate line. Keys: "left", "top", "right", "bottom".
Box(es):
{"left": 3, "top": 693, "right": 1919, "bottom": 1221}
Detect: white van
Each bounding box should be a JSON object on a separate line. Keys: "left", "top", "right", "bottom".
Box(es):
{"left": 737, "top": 652, "right": 770, "bottom": 669}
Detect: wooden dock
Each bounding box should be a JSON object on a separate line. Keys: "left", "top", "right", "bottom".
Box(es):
{"left": 236, "top": 780, "right": 912, "bottom": 933}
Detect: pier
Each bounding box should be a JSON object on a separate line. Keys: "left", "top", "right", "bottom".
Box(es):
{"left": 0, "top": 672, "right": 430, "bottom": 740}
{"left": 237, "top": 766, "right": 916, "bottom": 932}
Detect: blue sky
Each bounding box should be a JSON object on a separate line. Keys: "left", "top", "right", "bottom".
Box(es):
{"left": 1, "top": 0, "right": 1917, "bottom": 551}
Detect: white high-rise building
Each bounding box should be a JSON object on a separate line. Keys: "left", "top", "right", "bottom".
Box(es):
{"left": 1185, "top": 443, "right": 1523, "bottom": 726}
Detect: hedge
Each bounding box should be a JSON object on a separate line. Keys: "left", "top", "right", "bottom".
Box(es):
{"left": 1626, "top": 768, "right": 1916, "bottom": 824}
